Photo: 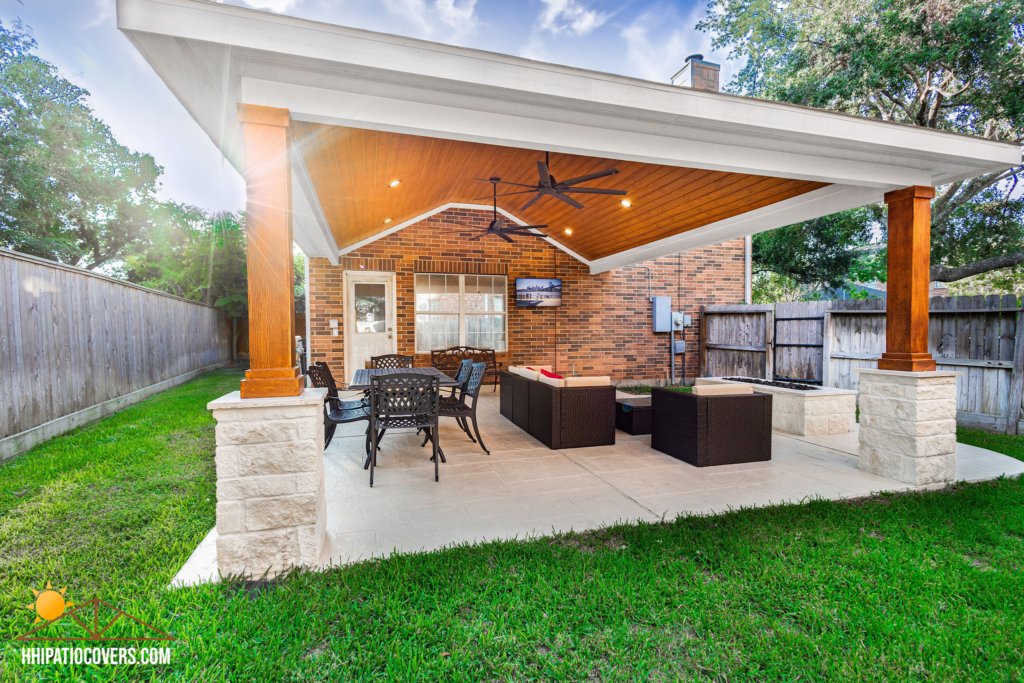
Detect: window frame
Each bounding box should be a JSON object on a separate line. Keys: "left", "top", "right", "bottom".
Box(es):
{"left": 414, "top": 273, "right": 508, "bottom": 353}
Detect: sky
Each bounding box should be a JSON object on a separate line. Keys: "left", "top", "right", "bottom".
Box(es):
{"left": 4, "top": 0, "right": 739, "bottom": 213}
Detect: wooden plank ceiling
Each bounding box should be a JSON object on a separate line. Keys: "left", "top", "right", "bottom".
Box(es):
{"left": 294, "top": 122, "right": 828, "bottom": 261}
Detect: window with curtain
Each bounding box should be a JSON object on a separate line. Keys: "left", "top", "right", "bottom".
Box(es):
{"left": 414, "top": 274, "right": 507, "bottom": 352}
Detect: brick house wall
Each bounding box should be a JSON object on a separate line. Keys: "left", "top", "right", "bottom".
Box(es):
{"left": 308, "top": 208, "right": 745, "bottom": 385}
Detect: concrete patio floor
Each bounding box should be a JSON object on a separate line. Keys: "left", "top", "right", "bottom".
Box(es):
{"left": 172, "top": 388, "right": 1024, "bottom": 587}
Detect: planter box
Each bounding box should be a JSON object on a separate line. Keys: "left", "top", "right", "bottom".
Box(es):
{"left": 695, "top": 378, "right": 857, "bottom": 436}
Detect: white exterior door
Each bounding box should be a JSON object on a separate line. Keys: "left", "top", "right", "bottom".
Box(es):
{"left": 344, "top": 271, "right": 397, "bottom": 383}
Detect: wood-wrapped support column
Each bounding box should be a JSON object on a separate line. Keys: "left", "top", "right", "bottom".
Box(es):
{"left": 878, "top": 186, "right": 936, "bottom": 373}
{"left": 237, "top": 104, "right": 303, "bottom": 398}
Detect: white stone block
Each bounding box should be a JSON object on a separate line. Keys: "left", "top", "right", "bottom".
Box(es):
{"left": 217, "top": 474, "right": 297, "bottom": 501}
{"left": 214, "top": 446, "right": 239, "bottom": 478}
{"left": 236, "top": 441, "right": 319, "bottom": 476}
{"left": 216, "top": 528, "right": 298, "bottom": 577}
{"left": 245, "top": 494, "right": 319, "bottom": 531}
{"left": 216, "top": 501, "right": 245, "bottom": 534}
{"left": 215, "top": 420, "right": 298, "bottom": 446}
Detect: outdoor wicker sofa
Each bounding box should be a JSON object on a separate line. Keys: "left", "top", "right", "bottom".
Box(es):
{"left": 499, "top": 370, "right": 615, "bottom": 449}
{"left": 651, "top": 387, "right": 773, "bottom": 467}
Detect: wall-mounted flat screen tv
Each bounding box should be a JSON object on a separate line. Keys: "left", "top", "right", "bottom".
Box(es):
{"left": 515, "top": 278, "right": 562, "bottom": 307}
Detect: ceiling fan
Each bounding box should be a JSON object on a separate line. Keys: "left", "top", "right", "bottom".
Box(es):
{"left": 448, "top": 178, "right": 550, "bottom": 243}
{"left": 475, "top": 152, "right": 627, "bottom": 211}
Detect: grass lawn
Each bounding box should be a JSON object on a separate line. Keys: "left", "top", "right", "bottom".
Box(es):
{"left": 3, "top": 369, "right": 1024, "bottom": 680}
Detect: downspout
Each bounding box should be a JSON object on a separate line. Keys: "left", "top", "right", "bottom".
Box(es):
{"left": 305, "top": 254, "right": 312, "bottom": 387}
{"left": 744, "top": 235, "right": 752, "bottom": 304}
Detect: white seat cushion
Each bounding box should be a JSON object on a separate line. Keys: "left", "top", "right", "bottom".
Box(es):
{"left": 538, "top": 375, "right": 565, "bottom": 388}
{"left": 691, "top": 384, "right": 754, "bottom": 396}
{"left": 523, "top": 365, "right": 553, "bottom": 372}
{"left": 519, "top": 369, "right": 541, "bottom": 381}
{"left": 563, "top": 376, "right": 611, "bottom": 387}
{"left": 507, "top": 366, "right": 521, "bottom": 375}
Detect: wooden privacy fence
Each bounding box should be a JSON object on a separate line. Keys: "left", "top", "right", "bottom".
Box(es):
{"left": 0, "top": 249, "right": 232, "bottom": 459}
{"left": 699, "top": 295, "right": 1024, "bottom": 434}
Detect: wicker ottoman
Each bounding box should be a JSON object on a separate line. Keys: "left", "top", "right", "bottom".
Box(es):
{"left": 615, "top": 396, "right": 652, "bottom": 435}
{"left": 651, "top": 388, "right": 772, "bottom": 467}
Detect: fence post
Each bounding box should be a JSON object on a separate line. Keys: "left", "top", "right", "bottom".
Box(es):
{"left": 821, "top": 304, "right": 833, "bottom": 388}
{"left": 765, "top": 307, "right": 774, "bottom": 381}
{"left": 1006, "top": 302, "right": 1024, "bottom": 435}
{"left": 698, "top": 305, "right": 707, "bottom": 378}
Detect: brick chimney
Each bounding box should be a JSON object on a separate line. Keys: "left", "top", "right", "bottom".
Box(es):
{"left": 671, "top": 54, "right": 720, "bottom": 92}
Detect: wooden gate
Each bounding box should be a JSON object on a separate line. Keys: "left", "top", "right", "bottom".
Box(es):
{"left": 699, "top": 304, "right": 774, "bottom": 380}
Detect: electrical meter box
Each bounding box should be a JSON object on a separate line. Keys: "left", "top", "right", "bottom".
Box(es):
{"left": 652, "top": 297, "right": 671, "bottom": 332}
{"left": 671, "top": 312, "right": 691, "bottom": 330}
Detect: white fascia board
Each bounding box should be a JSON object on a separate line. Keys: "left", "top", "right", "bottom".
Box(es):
{"left": 290, "top": 145, "right": 339, "bottom": 264}
{"left": 244, "top": 79, "right": 934, "bottom": 189}
{"left": 117, "top": 0, "right": 1019, "bottom": 184}
{"left": 587, "top": 185, "right": 884, "bottom": 274}
{"left": 338, "top": 203, "right": 591, "bottom": 267}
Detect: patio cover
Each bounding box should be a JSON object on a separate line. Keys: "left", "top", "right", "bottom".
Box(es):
{"left": 117, "top": 0, "right": 1020, "bottom": 397}
{"left": 117, "top": 0, "right": 1017, "bottom": 272}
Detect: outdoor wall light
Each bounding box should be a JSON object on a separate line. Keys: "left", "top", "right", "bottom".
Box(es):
{"left": 389, "top": 180, "right": 401, "bottom": 187}
{"left": 620, "top": 199, "right": 632, "bottom": 208}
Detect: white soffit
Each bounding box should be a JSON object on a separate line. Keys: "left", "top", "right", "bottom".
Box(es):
{"left": 117, "top": 0, "right": 1021, "bottom": 267}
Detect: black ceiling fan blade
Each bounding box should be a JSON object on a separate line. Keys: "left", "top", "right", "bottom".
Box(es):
{"left": 471, "top": 190, "right": 537, "bottom": 200}
{"left": 536, "top": 161, "right": 552, "bottom": 188}
{"left": 503, "top": 230, "right": 549, "bottom": 237}
{"left": 520, "top": 193, "right": 542, "bottom": 211}
{"left": 511, "top": 224, "right": 548, "bottom": 229}
{"left": 474, "top": 178, "right": 537, "bottom": 189}
{"left": 558, "top": 168, "right": 620, "bottom": 187}
{"left": 498, "top": 232, "right": 515, "bottom": 243}
{"left": 560, "top": 188, "right": 628, "bottom": 195}
{"left": 468, "top": 234, "right": 486, "bottom": 241}
{"left": 551, "top": 192, "right": 586, "bottom": 210}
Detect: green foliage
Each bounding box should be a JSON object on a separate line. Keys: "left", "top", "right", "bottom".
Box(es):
{"left": 0, "top": 21, "right": 161, "bottom": 269}
{"left": 751, "top": 270, "right": 809, "bottom": 303}
{"left": 120, "top": 206, "right": 249, "bottom": 317}
{"left": 294, "top": 250, "right": 306, "bottom": 315}
{"left": 701, "top": 0, "right": 1024, "bottom": 282}
{"left": 752, "top": 208, "right": 883, "bottom": 290}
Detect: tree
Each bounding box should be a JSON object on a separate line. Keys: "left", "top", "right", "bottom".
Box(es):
{"left": 0, "top": 20, "right": 161, "bottom": 269}
{"left": 752, "top": 208, "right": 884, "bottom": 290}
{"left": 700, "top": 0, "right": 1024, "bottom": 283}
{"left": 120, "top": 204, "right": 248, "bottom": 317}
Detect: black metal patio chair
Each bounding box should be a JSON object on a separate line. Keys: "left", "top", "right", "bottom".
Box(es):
{"left": 369, "top": 372, "right": 442, "bottom": 486}
{"left": 441, "top": 358, "right": 475, "bottom": 405}
{"left": 307, "top": 362, "right": 372, "bottom": 453}
{"left": 370, "top": 354, "right": 414, "bottom": 369}
{"left": 425, "top": 361, "right": 490, "bottom": 455}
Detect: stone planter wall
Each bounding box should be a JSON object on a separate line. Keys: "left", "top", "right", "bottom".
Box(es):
{"left": 695, "top": 378, "right": 857, "bottom": 436}
{"left": 857, "top": 369, "right": 958, "bottom": 485}
{"left": 208, "top": 388, "right": 327, "bottom": 578}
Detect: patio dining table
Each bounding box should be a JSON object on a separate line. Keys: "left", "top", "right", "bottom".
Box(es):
{"left": 348, "top": 366, "right": 459, "bottom": 391}
{"left": 350, "top": 367, "right": 460, "bottom": 469}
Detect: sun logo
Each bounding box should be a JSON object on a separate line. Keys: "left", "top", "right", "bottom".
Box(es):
{"left": 26, "top": 582, "right": 73, "bottom": 624}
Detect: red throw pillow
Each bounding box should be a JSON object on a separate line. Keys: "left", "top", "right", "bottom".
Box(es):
{"left": 540, "top": 369, "right": 564, "bottom": 379}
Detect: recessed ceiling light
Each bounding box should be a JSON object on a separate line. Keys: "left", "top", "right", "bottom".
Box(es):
{"left": 359, "top": 265, "right": 365, "bottom": 269}
{"left": 621, "top": 199, "right": 632, "bottom": 208}
{"left": 383, "top": 218, "right": 392, "bottom": 224}
{"left": 389, "top": 180, "right": 401, "bottom": 187}
{"left": 564, "top": 228, "right": 573, "bottom": 235}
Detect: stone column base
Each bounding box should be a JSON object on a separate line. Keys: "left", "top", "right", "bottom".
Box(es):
{"left": 856, "top": 369, "right": 958, "bottom": 485}
{"left": 208, "top": 388, "right": 327, "bottom": 578}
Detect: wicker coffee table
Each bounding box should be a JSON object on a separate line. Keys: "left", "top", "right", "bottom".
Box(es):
{"left": 615, "top": 396, "right": 651, "bottom": 435}
{"left": 651, "top": 388, "right": 772, "bottom": 467}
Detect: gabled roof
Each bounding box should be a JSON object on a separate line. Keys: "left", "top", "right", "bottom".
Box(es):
{"left": 117, "top": 0, "right": 1020, "bottom": 273}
